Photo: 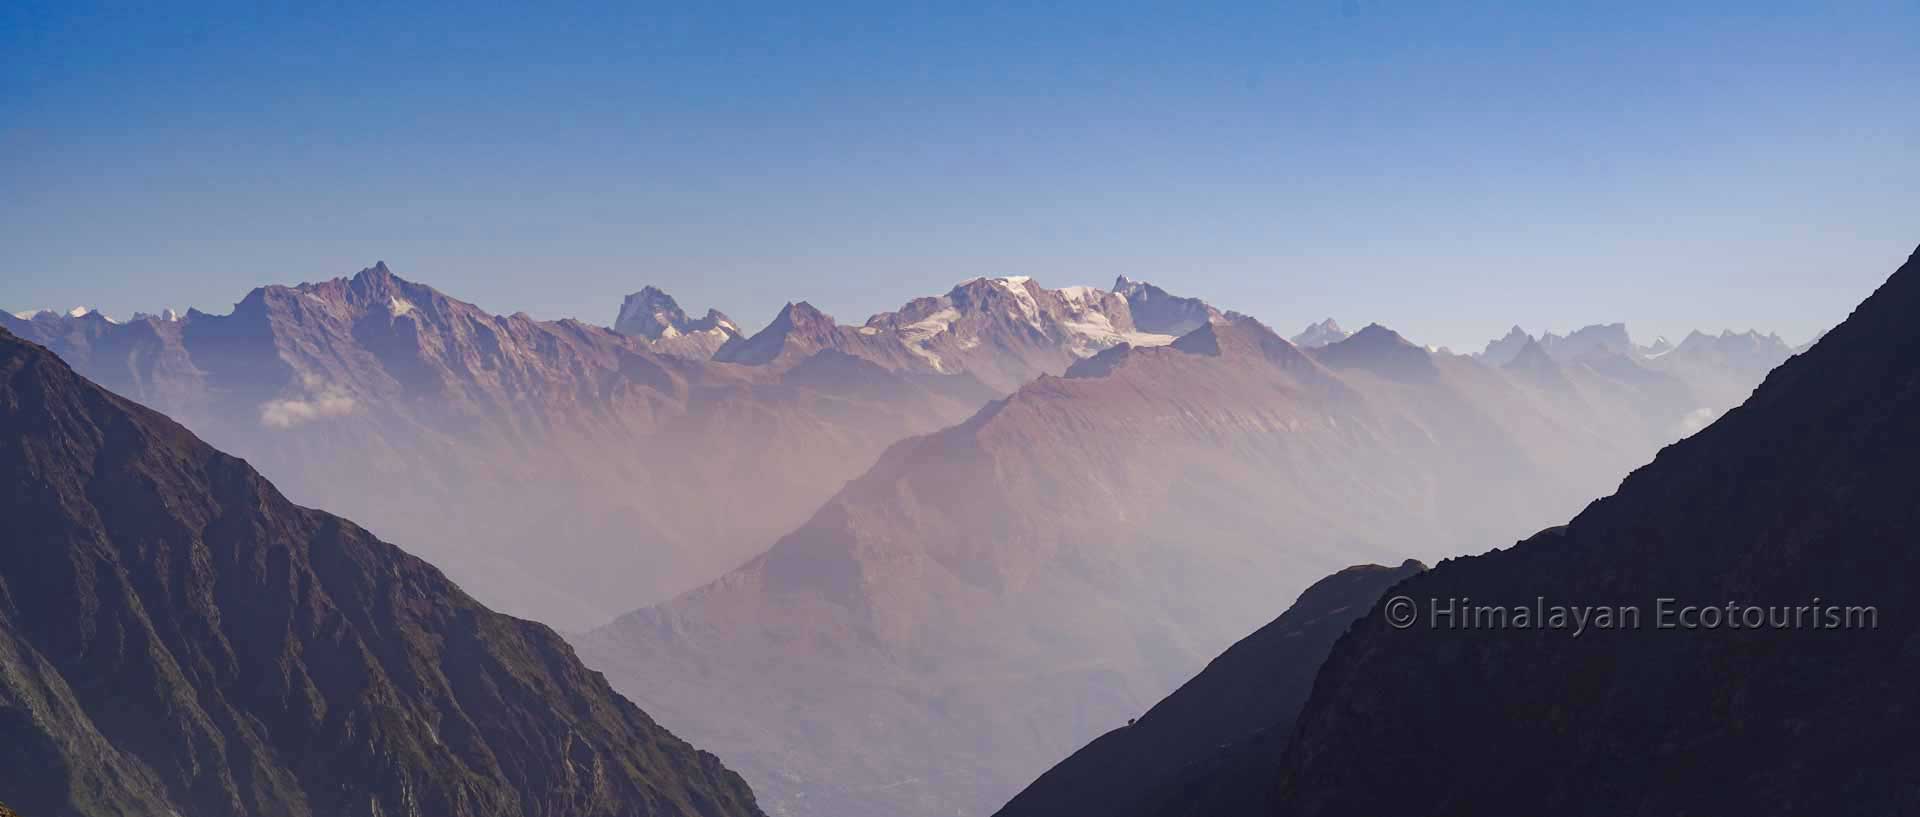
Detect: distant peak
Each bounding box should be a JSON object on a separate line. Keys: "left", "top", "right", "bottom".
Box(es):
{"left": 615, "top": 286, "right": 686, "bottom": 339}
{"left": 778, "top": 300, "right": 834, "bottom": 326}
{"left": 346, "top": 261, "right": 408, "bottom": 298}
{"left": 1350, "top": 323, "right": 1412, "bottom": 345}
{"left": 1506, "top": 336, "right": 1555, "bottom": 366}
{"left": 1290, "top": 318, "right": 1352, "bottom": 349}
{"left": 1314, "top": 322, "right": 1439, "bottom": 381}
{"left": 614, "top": 286, "right": 736, "bottom": 341}
{"left": 625, "top": 286, "right": 679, "bottom": 308}
{"left": 712, "top": 300, "right": 841, "bottom": 364}
{"left": 1111, "top": 275, "right": 1158, "bottom": 296}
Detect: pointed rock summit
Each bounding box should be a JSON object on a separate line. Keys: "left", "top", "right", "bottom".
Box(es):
{"left": 615, "top": 285, "right": 740, "bottom": 358}
{"left": 1311, "top": 323, "right": 1439, "bottom": 381}
{"left": 614, "top": 285, "right": 737, "bottom": 340}
{"left": 1537, "top": 322, "right": 1634, "bottom": 362}
{"left": 714, "top": 301, "right": 845, "bottom": 365}
{"left": 1290, "top": 318, "right": 1351, "bottom": 349}
{"left": 1479, "top": 325, "right": 1533, "bottom": 366}
{"left": 1112, "top": 276, "right": 1220, "bottom": 336}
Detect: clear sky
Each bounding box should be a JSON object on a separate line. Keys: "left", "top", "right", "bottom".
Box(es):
{"left": 3, "top": 1, "right": 1915, "bottom": 351}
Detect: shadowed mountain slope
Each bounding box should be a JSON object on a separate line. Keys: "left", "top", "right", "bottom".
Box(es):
{"left": 0, "top": 327, "right": 763, "bottom": 817}
{"left": 1150, "top": 244, "right": 1920, "bottom": 815}
{"left": 994, "top": 560, "right": 1425, "bottom": 817}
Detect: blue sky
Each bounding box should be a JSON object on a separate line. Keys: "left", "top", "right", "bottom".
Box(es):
{"left": 3, "top": 1, "right": 1915, "bottom": 350}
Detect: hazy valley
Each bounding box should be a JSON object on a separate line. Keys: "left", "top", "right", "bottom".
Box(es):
{"left": 9, "top": 263, "right": 1802, "bottom": 817}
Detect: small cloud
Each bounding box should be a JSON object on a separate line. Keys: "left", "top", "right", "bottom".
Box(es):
{"left": 260, "top": 376, "right": 359, "bottom": 429}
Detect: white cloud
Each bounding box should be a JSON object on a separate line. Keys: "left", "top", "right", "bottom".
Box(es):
{"left": 260, "top": 376, "right": 359, "bottom": 429}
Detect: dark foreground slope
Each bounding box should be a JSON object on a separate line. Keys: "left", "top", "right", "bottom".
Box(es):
{"left": 0, "top": 327, "right": 762, "bottom": 817}
{"left": 1230, "top": 244, "right": 1920, "bottom": 814}
{"left": 995, "top": 560, "right": 1424, "bottom": 817}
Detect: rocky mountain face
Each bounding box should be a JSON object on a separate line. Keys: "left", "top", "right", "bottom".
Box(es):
{"left": 1113, "top": 276, "right": 1221, "bottom": 336}
{"left": 1472, "top": 320, "right": 1796, "bottom": 438}
{"left": 1310, "top": 323, "right": 1441, "bottom": 382}
{"left": 1477, "top": 325, "right": 1533, "bottom": 366}
{"left": 712, "top": 276, "right": 1206, "bottom": 394}
{"left": 575, "top": 307, "right": 1763, "bottom": 817}
{"left": 0, "top": 264, "right": 996, "bottom": 629}
{"left": 614, "top": 286, "right": 741, "bottom": 359}
{"left": 1538, "top": 322, "right": 1635, "bottom": 361}
{"left": 0, "top": 265, "right": 1245, "bottom": 629}
{"left": 0, "top": 327, "right": 763, "bottom": 817}
{"left": 993, "top": 561, "right": 1425, "bottom": 817}
{"left": 1288, "top": 319, "right": 1350, "bottom": 349}
{"left": 1649, "top": 328, "right": 1797, "bottom": 412}
{"left": 1140, "top": 245, "right": 1920, "bottom": 815}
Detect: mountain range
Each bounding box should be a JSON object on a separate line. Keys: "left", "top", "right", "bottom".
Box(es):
{"left": 995, "top": 243, "right": 1920, "bottom": 815}
{"left": 0, "top": 267, "right": 1267, "bottom": 629}
{"left": 8, "top": 265, "right": 1811, "bottom": 815}
{"left": 0, "top": 326, "right": 763, "bottom": 817}
{"left": 3, "top": 265, "right": 999, "bottom": 629}
{"left": 575, "top": 302, "right": 1803, "bottom": 816}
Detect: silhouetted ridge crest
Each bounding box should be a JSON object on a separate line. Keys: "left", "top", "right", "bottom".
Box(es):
{"left": 1256, "top": 242, "right": 1920, "bottom": 815}
{"left": 995, "top": 560, "right": 1426, "bottom": 817}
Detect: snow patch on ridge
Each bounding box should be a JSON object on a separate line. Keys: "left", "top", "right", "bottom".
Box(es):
{"left": 900, "top": 306, "right": 962, "bottom": 372}
{"left": 991, "top": 278, "right": 1042, "bottom": 327}
{"left": 1057, "top": 285, "right": 1101, "bottom": 304}
{"left": 1060, "top": 310, "right": 1175, "bottom": 356}
{"left": 900, "top": 307, "right": 961, "bottom": 343}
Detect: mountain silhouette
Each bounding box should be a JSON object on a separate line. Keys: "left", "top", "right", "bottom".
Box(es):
{"left": 1119, "top": 243, "right": 1920, "bottom": 814}
{"left": 995, "top": 561, "right": 1425, "bottom": 817}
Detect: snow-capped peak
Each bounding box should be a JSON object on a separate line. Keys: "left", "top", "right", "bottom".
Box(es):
{"left": 67, "top": 306, "right": 93, "bottom": 318}
{"left": 1056, "top": 285, "right": 1103, "bottom": 304}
